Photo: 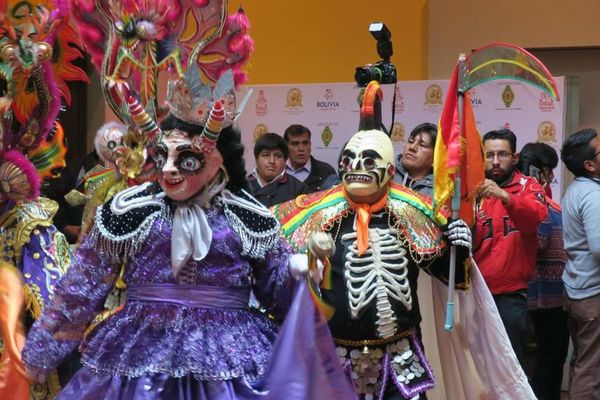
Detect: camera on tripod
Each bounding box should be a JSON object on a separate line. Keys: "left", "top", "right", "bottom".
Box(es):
{"left": 354, "top": 22, "right": 397, "bottom": 87}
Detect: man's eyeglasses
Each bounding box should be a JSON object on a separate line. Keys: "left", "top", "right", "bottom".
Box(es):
{"left": 485, "top": 151, "right": 513, "bottom": 161}
{"left": 590, "top": 150, "right": 600, "bottom": 161}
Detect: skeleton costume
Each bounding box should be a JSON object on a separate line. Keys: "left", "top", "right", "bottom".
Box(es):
{"left": 0, "top": 1, "right": 87, "bottom": 398}
{"left": 272, "top": 82, "right": 472, "bottom": 400}
{"left": 273, "top": 182, "right": 471, "bottom": 400}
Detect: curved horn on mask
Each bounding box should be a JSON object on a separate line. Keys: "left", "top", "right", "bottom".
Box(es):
{"left": 126, "top": 92, "right": 161, "bottom": 143}
{"left": 197, "top": 100, "right": 225, "bottom": 154}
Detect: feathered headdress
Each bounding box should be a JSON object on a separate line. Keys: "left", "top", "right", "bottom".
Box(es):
{"left": 71, "top": 0, "right": 254, "bottom": 178}
{"left": 0, "top": 0, "right": 88, "bottom": 202}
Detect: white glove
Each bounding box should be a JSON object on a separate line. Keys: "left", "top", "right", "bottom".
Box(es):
{"left": 444, "top": 219, "right": 472, "bottom": 252}
{"left": 288, "top": 253, "right": 324, "bottom": 283}
{"left": 289, "top": 253, "right": 309, "bottom": 280}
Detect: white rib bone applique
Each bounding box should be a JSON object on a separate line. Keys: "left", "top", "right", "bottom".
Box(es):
{"left": 343, "top": 227, "right": 412, "bottom": 339}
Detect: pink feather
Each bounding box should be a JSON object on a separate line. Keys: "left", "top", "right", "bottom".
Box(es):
{"left": 227, "top": 8, "right": 251, "bottom": 32}
{"left": 233, "top": 70, "right": 248, "bottom": 86}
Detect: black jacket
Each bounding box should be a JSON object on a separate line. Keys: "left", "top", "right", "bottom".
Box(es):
{"left": 303, "top": 156, "right": 336, "bottom": 194}
{"left": 248, "top": 172, "right": 307, "bottom": 208}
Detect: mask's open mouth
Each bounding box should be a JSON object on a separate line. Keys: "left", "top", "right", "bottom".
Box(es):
{"left": 344, "top": 174, "right": 373, "bottom": 183}
{"left": 164, "top": 176, "right": 184, "bottom": 186}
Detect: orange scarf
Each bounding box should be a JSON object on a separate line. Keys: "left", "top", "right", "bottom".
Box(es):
{"left": 343, "top": 187, "right": 389, "bottom": 256}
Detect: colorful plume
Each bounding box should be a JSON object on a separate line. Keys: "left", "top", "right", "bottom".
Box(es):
{"left": 358, "top": 81, "right": 384, "bottom": 131}
{"left": 191, "top": 6, "right": 254, "bottom": 87}
{"left": 28, "top": 122, "right": 68, "bottom": 182}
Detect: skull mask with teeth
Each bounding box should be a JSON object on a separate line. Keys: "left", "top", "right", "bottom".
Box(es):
{"left": 340, "top": 129, "right": 396, "bottom": 198}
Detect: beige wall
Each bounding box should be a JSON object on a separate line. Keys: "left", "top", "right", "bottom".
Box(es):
{"left": 240, "top": 0, "right": 429, "bottom": 84}
{"left": 428, "top": 0, "right": 600, "bottom": 78}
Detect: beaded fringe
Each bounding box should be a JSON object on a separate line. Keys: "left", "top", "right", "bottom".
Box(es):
{"left": 89, "top": 208, "right": 164, "bottom": 262}
{"left": 223, "top": 206, "right": 280, "bottom": 260}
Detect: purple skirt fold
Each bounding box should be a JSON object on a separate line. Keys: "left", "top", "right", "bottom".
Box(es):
{"left": 56, "top": 282, "right": 355, "bottom": 399}
{"left": 57, "top": 367, "right": 265, "bottom": 400}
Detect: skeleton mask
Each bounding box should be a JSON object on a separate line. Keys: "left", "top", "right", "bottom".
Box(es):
{"left": 340, "top": 129, "right": 395, "bottom": 198}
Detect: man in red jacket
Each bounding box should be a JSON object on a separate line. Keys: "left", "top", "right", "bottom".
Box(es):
{"left": 473, "top": 128, "right": 548, "bottom": 369}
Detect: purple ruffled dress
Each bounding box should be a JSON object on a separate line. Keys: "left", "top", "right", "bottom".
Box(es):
{"left": 22, "top": 203, "right": 295, "bottom": 400}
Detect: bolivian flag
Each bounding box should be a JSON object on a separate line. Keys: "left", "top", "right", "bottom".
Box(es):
{"left": 433, "top": 64, "right": 485, "bottom": 227}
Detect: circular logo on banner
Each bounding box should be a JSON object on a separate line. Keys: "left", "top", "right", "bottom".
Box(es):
{"left": 391, "top": 122, "right": 405, "bottom": 143}
{"left": 424, "top": 84, "right": 443, "bottom": 105}
{"left": 253, "top": 124, "right": 269, "bottom": 142}
{"left": 286, "top": 88, "right": 303, "bottom": 108}
{"left": 537, "top": 121, "right": 557, "bottom": 143}
{"left": 321, "top": 126, "right": 333, "bottom": 147}
{"left": 502, "top": 85, "right": 516, "bottom": 108}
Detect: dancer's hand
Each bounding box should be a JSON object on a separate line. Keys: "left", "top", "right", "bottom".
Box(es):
{"left": 444, "top": 219, "right": 472, "bottom": 253}
{"left": 289, "top": 254, "right": 324, "bottom": 283}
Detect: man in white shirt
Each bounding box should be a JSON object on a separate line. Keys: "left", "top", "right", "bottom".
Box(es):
{"left": 284, "top": 124, "right": 335, "bottom": 193}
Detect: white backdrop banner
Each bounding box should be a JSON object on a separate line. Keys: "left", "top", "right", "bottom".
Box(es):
{"left": 237, "top": 77, "right": 566, "bottom": 199}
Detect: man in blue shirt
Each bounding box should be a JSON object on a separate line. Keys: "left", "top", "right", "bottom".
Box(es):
{"left": 560, "top": 128, "right": 600, "bottom": 400}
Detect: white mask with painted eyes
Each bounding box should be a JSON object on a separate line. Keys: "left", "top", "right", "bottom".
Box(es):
{"left": 340, "top": 129, "right": 395, "bottom": 198}
{"left": 156, "top": 129, "right": 223, "bottom": 201}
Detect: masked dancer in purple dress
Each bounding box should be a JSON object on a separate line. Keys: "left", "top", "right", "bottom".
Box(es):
{"left": 20, "top": 70, "right": 309, "bottom": 399}
{"left": 0, "top": 0, "right": 88, "bottom": 398}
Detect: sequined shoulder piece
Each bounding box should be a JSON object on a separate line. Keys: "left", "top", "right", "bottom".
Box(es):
{"left": 389, "top": 182, "right": 449, "bottom": 226}
{"left": 89, "top": 182, "right": 167, "bottom": 261}
{"left": 220, "top": 189, "right": 281, "bottom": 260}
{"left": 272, "top": 186, "right": 350, "bottom": 253}
{"left": 387, "top": 184, "right": 447, "bottom": 261}
{"left": 0, "top": 197, "right": 59, "bottom": 258}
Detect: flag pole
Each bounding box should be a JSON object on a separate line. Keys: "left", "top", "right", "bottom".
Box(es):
{"left": 444, "top": 54, "right": 467, "bottom": 331}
